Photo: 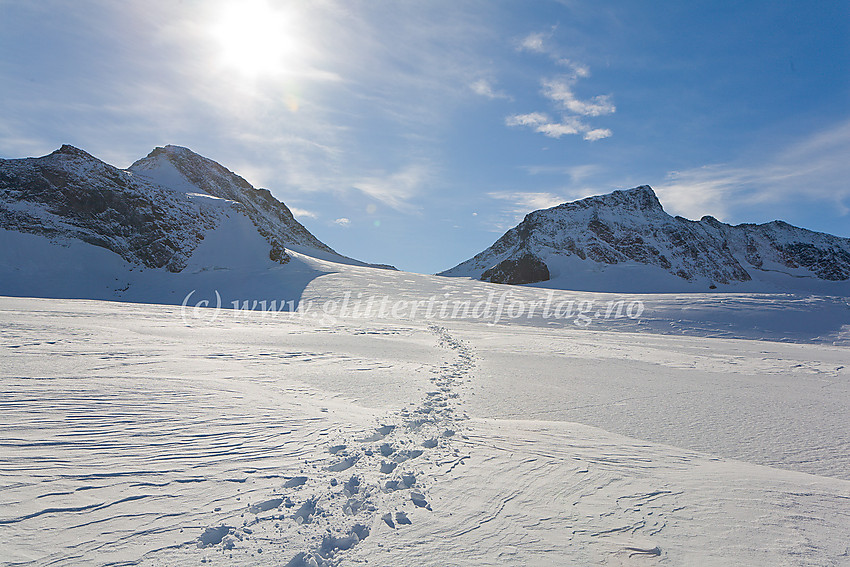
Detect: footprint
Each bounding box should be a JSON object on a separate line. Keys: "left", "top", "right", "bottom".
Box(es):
{"left": 319, "top": 524, "right": 369, "bottom": 554}
{"left": 283, "top": 552, "right": 318, "bottom": 567}
{"left": 395, "top": 511, "right": 412, "bottom": 525}
{"left": 326, "top": 456, "right": 358, "bottom": 472}
{"left": 343, "top": 475, "right": 360, "bottom": 496}
{"left": 392, "top": 449, "right": 423, "bottom": 463}
{"left": 358, "top": 425, "right": 395, "bottom": 442}
{"left": 328, "top": 445, "right": 347, "bottom": 455}
{"left": 422, "top": 438, "right": 438, "bottom": 449}
{"left": 197, "top": 525, "right": 232, "bottom": 548}
{"left": 401, "top": 473, "right": 416, "bottom": 488}
{"left": 382, "top": 512, "right": 395, "bottom": 528}
{"left": 283, "top": 476, "right": 308, "bottom": 488}
{"left": 248, "top": 498, "right": 283, "bottom": 514}
{"left": 293, "top": 498, "right": 316, "bottom": 524}
{"left": 380, "top": 461, "right": 397, "bottom": 474}
{"left": 410, "top": 491, "right": 431, "bottom": 510}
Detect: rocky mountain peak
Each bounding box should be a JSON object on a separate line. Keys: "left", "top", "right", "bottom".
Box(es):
{"left": 51, "top": 144, "right": 97, "bottom": 159}
{"left": 552, "top": 185, "right": 664, "bottom": 215}
{"left": 1, "top": 144, "right": 387, "bottom": 276}
{"left": 129, "top": 145, "right": 335, "bottom": 257}
{"left": 442, "top": 185, "right": 850, "bottom": 292}
{"left": 131, "top": 145, "right": 254, "bottom": 197}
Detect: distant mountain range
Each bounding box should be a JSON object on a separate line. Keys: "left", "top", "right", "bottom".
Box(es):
{"left": 0, "top": 144, "right": 390, "bottom": 303}
{"left": 2, "top": 147, "right": 849, "bottom": 299}
{"left": 441, "top": 186, "right": 850, "bottom": 294}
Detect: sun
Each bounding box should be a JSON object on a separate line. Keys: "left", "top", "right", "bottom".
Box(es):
{"left": 209, "top": 0, "right": 305, "bottom": 79}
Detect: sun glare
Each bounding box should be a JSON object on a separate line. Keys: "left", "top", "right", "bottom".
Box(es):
{"left": 210, "top": 0, "right": 305, "bottom": 79}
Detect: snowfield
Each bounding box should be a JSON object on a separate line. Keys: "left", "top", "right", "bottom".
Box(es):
{"left": 2, "top": 258, "right": 850, "bottom": 565}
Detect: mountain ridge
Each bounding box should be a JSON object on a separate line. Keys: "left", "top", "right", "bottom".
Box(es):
{"left": 441, "top": 185, "right": 850, "bottom": 294}
{"left": 0, "top": 143, "right": 387, "bottom": 271}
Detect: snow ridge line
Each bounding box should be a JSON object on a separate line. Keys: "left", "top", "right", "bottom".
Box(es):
{"left": 187, "top": 325, "right": 475, "bottom": 565}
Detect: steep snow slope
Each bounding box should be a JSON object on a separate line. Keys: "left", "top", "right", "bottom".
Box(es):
{"left": 128, "top": 145, "right": 336, "bottom": 258}
{"left": 441, "top": 186, "right": 850, "bottom": 294}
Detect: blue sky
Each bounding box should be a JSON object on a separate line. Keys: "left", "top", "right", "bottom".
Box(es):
{"left": 1, "top": 1, "right": 848, "bottom": 273}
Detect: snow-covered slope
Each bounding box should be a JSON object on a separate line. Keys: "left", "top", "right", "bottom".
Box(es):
{"left": 128, "top": 145, "right": 336, "bottom": 259}
{"left": 441, "top": 186, "right": 850, "bottom": 294}
{"left": 0, "top": 145, "right": 391, "bottom": 302}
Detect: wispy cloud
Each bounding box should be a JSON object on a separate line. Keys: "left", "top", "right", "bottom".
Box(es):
{"left": 505, "top": 112, "right": 610, "bottom": 141}
{"left": 488, "top": 190, "right": 567, "bottom": 212}
{"left": 654, "top": 120, "right": 850, "bottom": 222}
{"left": 518, "top": 31, "right": 547, "bottom": 53}
{"left": 541, "top": 77, "right": 615, "bottom": 117}
{"left": 289, "top": 207, "right": 318, "bottom": 219}
{"left": 334, "top": 217, "right": 351, "bottom": 227}
{"left": 505, "top": 112, "right": 580, "bottom": 137}
{"left": 508, "top": 31, "right": 614, "bottom": 142}
{"left": 583, "top": 128, "right": 612, "bottom": 141}
{"left": 520, "top": 163, "right": 600, "bottom": 181}
{"left": 484, "top": 190, "right": 570, "bottom": 232}
{"left": 353, "top": 164, "right": 429, "bottom": 211}
{"left": 470, "top": 78, "right": 512, "bottom": 100}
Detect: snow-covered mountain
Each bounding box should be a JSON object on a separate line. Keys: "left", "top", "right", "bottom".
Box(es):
{"left": 0, "top": 144, "right": 390, "bottom": 302}
{"left": 441, "top": 186, "right": 850, "bottom": 294}
{"left": 128, "top": 145, "right": 337, "bottom": 265}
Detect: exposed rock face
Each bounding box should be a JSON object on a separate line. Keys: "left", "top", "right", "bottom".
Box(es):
{"left": 441, "top": 185, "right": 850, "bottom": 288}
{"left": 698, "top": 216, "right": 850, "bottom": 281}
{"left": 129, "top": 145, "right": 335, "bottom": 260}
{"left": 0, "top": 144, "right": 372, "bottom": 272}
{"left": 0, "top": 145, "right": 218, "bottom": 272}
{"left": 481, "top": 253, "right": 550, "bottom": 284}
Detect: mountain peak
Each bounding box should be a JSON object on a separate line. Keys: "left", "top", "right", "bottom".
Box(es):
{"left": 129, "top": 145, "right": 342, "bottom": 257}
{"left": 51, "top": 144, "right": 97, "bottom": 160}
{"left": 147, "top": 144, "right": 201, "bottom": 159}
{"left": 602, "top": 185, "right": 662, "bottom": 211}
{"left": 131, "top": 145, "right": 254, "bottom": 194}
{"left": 139, "top": 145, "right": 224, "bottom": 172}
{"left": 552, "top": 185, "right": 663, "bottom": 214}
{"left": 442, "top": 185, "right": 850, "bottom": 291}
{"left": 1, "top": 145, "right": 391, "bottom": 279}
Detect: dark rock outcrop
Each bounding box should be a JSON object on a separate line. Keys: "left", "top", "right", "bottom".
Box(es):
{"left": 481, "top": 253, "right": 550, "bottom": 285}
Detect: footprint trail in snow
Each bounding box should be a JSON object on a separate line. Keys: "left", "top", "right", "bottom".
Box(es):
{"left": 189, "top": 325, "right": 474, "bottom": 565}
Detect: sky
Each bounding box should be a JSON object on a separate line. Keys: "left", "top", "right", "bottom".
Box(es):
{"left": 1, "top": 0, "right": 848, "bottom": 274}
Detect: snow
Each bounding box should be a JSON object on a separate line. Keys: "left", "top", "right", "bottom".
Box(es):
{"left": 2, "top": 167, "right": 850, "bottom": 564}
{"left": 442, "top": 186, "right": 850, "bottom": 295}
{"left": 523, "top": 253, "right": 850, "bottom": 295}
{"left": 126, "top": 149, "right": 207, "bottom": 195}
{"left": 2, "top": 261, "right": 850, "bottom": 564}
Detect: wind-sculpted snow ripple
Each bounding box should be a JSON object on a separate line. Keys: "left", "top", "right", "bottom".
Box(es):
{"left": 0, "top": 376, "right": 336, "bottom": 565}
{"left": 3, "top": 298, "right": 850, "bottom": 566}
